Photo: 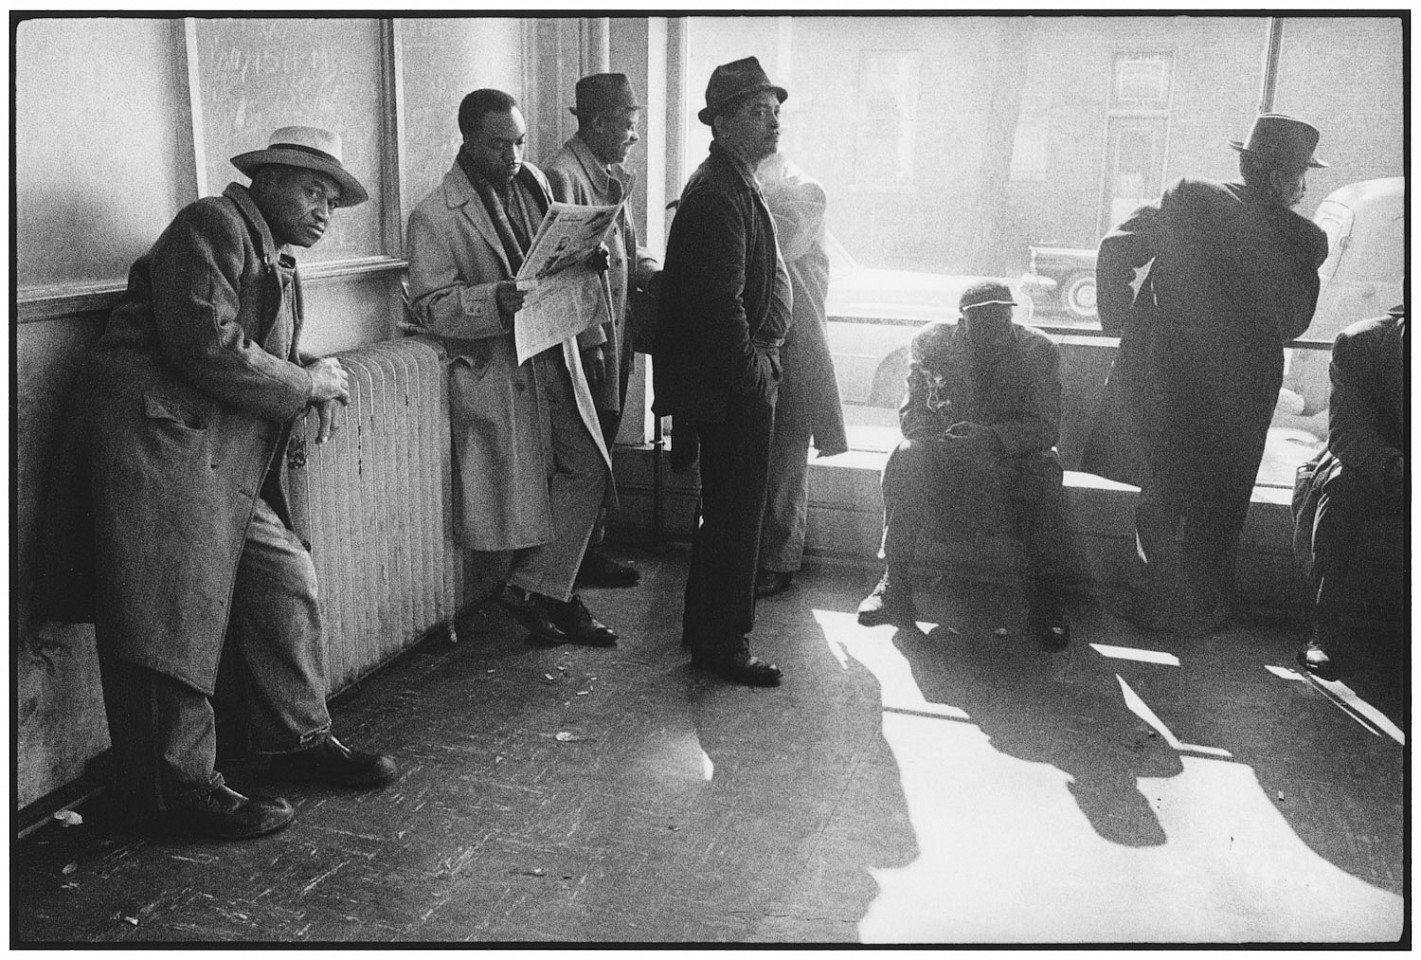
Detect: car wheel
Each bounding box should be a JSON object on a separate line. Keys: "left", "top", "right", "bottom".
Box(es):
{"left": 1061, "top": 272, "right": 1098, "bottom": 321}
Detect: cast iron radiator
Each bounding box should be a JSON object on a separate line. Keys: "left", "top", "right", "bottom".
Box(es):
{"left": 284, "top": 337, "right": 463, "bottom": 692}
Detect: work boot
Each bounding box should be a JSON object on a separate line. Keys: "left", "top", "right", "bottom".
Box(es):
{"left": 857, "top": 570, "right": 918, "bottom": 628}
{"left": 690, "top": 634, "right": 782, "bottom": 687}
{"left": 147, "top": 785, "right": 294, "bottom": 841}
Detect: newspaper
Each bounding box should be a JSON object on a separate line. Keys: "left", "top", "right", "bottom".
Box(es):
{"left": 513, "top": 201, "right": 623, "bottom": 363}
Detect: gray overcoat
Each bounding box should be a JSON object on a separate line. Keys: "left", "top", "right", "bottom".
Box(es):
{"left": 34, "top": 184, "right": 316, "bottom": 694}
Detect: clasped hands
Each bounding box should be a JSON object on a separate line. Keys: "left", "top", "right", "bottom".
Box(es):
{"left": 305, "top": 357, "right": 349, "bottom": 444}
{"left": 939, "top": 420, "right": 1001, "bottom": 455}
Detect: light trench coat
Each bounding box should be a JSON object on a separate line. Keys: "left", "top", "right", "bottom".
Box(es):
{"left": 406, "top": 160, "right": 614, "bottom": 551}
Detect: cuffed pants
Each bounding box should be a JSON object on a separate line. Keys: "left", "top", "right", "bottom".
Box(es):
{"left": 98, "top": 497, "right": 332, "bottom": 818}
{"left": 880, "top": 438, "right": 1072, "bottom": 599}
{"left": 507, "top": 352, "right": 606, "bottom": 602}
{"left": 682, "top": 388, "right": 778, "bottom": 648}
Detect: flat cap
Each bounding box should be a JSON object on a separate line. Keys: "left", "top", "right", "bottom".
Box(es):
{"left": 959, "top": 280, "right": 1018, "bottom": 312}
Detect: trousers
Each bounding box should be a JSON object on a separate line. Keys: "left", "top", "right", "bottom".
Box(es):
{"left": 1306, "top": 465, "right": 1406, "bottom": 625}
{"left": 98, "top": 497, "right": 332, "bottom": 818}
{"left": 682, "top": 387, "right": 778, "bottom": 648}
{"left": 506, "top": 351, "right": 606, "bottom": 601}
{"left": 880, "top": 438, "right": 1072, "bottom": 599}
{"left": 759, "top": 377, "right": 814, "bottom": 573}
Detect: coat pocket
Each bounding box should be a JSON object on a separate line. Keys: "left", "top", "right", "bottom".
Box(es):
{"left": 143, "top": 393, "right": 209, "bottom": 431}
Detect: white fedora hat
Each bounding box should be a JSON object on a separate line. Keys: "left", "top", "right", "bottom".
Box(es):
{"left": 231, "top": 125, "right": 369, "bottom": 206}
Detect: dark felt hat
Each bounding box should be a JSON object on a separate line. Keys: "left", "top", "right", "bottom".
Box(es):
{"left": 1229, "top": 113, "right": 1328, "bottom": 169}
{"left": 698, "top": 56, "right": 787, "bottom": 126}
{"left": 231, "top": 125, "right": 369, "bottom": 206}
{"left": 959, "top": 281, "right": 1018, "bottom": 312}
{"left": 569, "top": 73, "right": 640, "bottom": 119}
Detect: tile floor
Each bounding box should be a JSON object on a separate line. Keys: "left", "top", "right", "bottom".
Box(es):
{"left": 11, "top": 551, "right": 1407, "bottom": 944}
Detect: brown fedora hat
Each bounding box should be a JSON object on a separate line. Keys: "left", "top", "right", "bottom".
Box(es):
{"left": 231, "top": 125, "right": 370, "bottom": 206}
{"left": 698, "top": 56, "right": 787, "bottom": 126}
{"left": 1228, "top": 113, "right": 1328, "bottom": 169}
{"left": 569, "top": 73, "right": 640, "bottom": 119}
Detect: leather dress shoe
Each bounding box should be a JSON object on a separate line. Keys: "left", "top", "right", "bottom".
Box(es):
{"left": 266, "top": 734, "right": 398, "bottom": 788}
{"left": 149, "top": 785, "right": 294, "bottom": 841}
{"left": 549, "top": 595, "right": 618, "bottom": 647}
{"left": 496, "top": 585, "right": 569, "bottom": 645}
{"left": 857, "top": 571, "right": 918, "bottom": 628}
{"left": 691, "top": 644, "right": 782, "bottom": 687}
{"left": 576, "top": 550, "right": 641, "bottom": 588}
{"left": 1297, "top": 636, "right": 1342, "bottom": 681}
{"left": 754, "top": 569, "right": 794, "bottom": 599}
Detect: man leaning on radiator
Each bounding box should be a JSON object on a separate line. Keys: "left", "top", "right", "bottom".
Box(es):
{"left": 34, "top": 126, "right": 398, "bottom": 842}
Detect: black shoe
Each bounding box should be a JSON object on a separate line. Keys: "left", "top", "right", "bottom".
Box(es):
{"left": 857, "top": 571, "right": 918, "bottom": 628}
{"left": 1033, "top": 601, "right": 1071, "bottom": 651}
{"left": 549, "top": 595, "right": 618, "bottom": 647}
{"left": 754, "top": 569, "right": 794, "bottom": 599}
{"left": 266, "top": 735, "right": 398, "bottom": 788}
{"left": 691, "top": 647, "right": 782, "bottom": 687}
{"left": 148, "top": 785, "right": 294, "bottom": 841}
{"left": 496, "top": 585, "right": 569, "bottom": 645}
{"left": 1297, "top": 636, "right": 1342, "bottom": 681}
{"left": 577, "top": 550, "right": 641, "bottom": 588}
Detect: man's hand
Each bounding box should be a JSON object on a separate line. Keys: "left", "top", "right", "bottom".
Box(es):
{"left": 943, "top": 421, "right": 1000, "bottom": 454}
{"left": 495, "top": 281, "right": 528, "bottom": 320}
{"left": 644, "top": 269, "right": 663, "bottom": 298}
{"left": 586, "top": 243, "right": 610, "bottom": 274}
{"left": 311, "top": 398, "right": 343, "bottom": 444}
{"left": 305, "top": 357, "right": 350, "bottom": 405}
{"left": 582, "top": 345, "right": 607, "bottom": 394}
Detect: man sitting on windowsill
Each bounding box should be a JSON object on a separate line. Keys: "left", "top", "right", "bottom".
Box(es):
{"left": 857, "top": 281, "right": 1073, "bottom": 650}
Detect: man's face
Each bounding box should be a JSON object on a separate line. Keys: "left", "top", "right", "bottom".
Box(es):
{"left": 714, "top": 90, "right": 781, "bottom": 166}
{"left": 259, "top": 166, "right": 343, "bottom": 248}
{"left": 585, "top": 108, "right": 641, "bottom": 166}
{"left": 1272, "top": 167, "right": 1307, "bottom": 208}
{"left": 960, "top": 303, "right": 1014, "bottom": 349}
{"left": 465, "top": 107, "right": 527, "bottom": 186}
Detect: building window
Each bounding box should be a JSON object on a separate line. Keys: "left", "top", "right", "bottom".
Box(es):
{"left": 1099, "top": 52, "right": 1173, "bottom": 236}
{"left": 853, "top": 51, "right": 920, "bottom": 187}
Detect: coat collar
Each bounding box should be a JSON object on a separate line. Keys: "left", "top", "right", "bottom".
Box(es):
{"left": 224, "top": 182, "right": 289, "bottom": 268}
{"left": 566, "top": 133, "right": 635, "bottom": 202}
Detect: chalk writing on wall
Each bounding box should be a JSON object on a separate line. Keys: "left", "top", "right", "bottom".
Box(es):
{"left": 196, "top": 18, "right": 385, "bottom": 262}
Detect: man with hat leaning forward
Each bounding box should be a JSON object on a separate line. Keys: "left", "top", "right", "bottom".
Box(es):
{"left": 858, "top": 282, "right": 1074, "bottom": 649}
{"left": 654, "top": 57, "right": 793, "bottom": 686}
{"left": 545, "top": 73, "right": 663, "bottom": 589}
{"left": 35, "top": 127, "right": 398, "bottom": 841}
{"left": 1093, "top": 114, "right": 1330, "bottom": 633}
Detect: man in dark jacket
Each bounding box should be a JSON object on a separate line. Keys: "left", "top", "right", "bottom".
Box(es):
{"left": 653, "top": 56, "right": 792, "bottom": 686}
{"left": 1293, "top": 306, "right": 1406, "bottom": 678}
{"left": 857, "top": 282, "right": 1073, "bottom": 649}
{"left": 1095, "top": 114, "right": 1330, "bottom": 633}
{"left": 35, "top": 127, "right": 396, "bottom": 841}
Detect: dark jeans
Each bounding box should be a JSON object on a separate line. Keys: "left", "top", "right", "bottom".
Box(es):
{"left": 98, "top": 498, "right": 333, "bottom": 819}
{"left": 682, "top": 388, "right": 778, "bottom": 650}
{"left": 880, "top": 438, "right": 1072, "bottom": 600}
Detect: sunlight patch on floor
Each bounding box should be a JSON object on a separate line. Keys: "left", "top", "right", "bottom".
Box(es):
{"left": 806, "top": 609, "right": 1405, "bottom": 943}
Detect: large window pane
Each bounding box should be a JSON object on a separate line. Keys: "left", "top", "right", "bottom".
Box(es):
{"left": 681, "top": 15, "right": 1404, "bottom": 472}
